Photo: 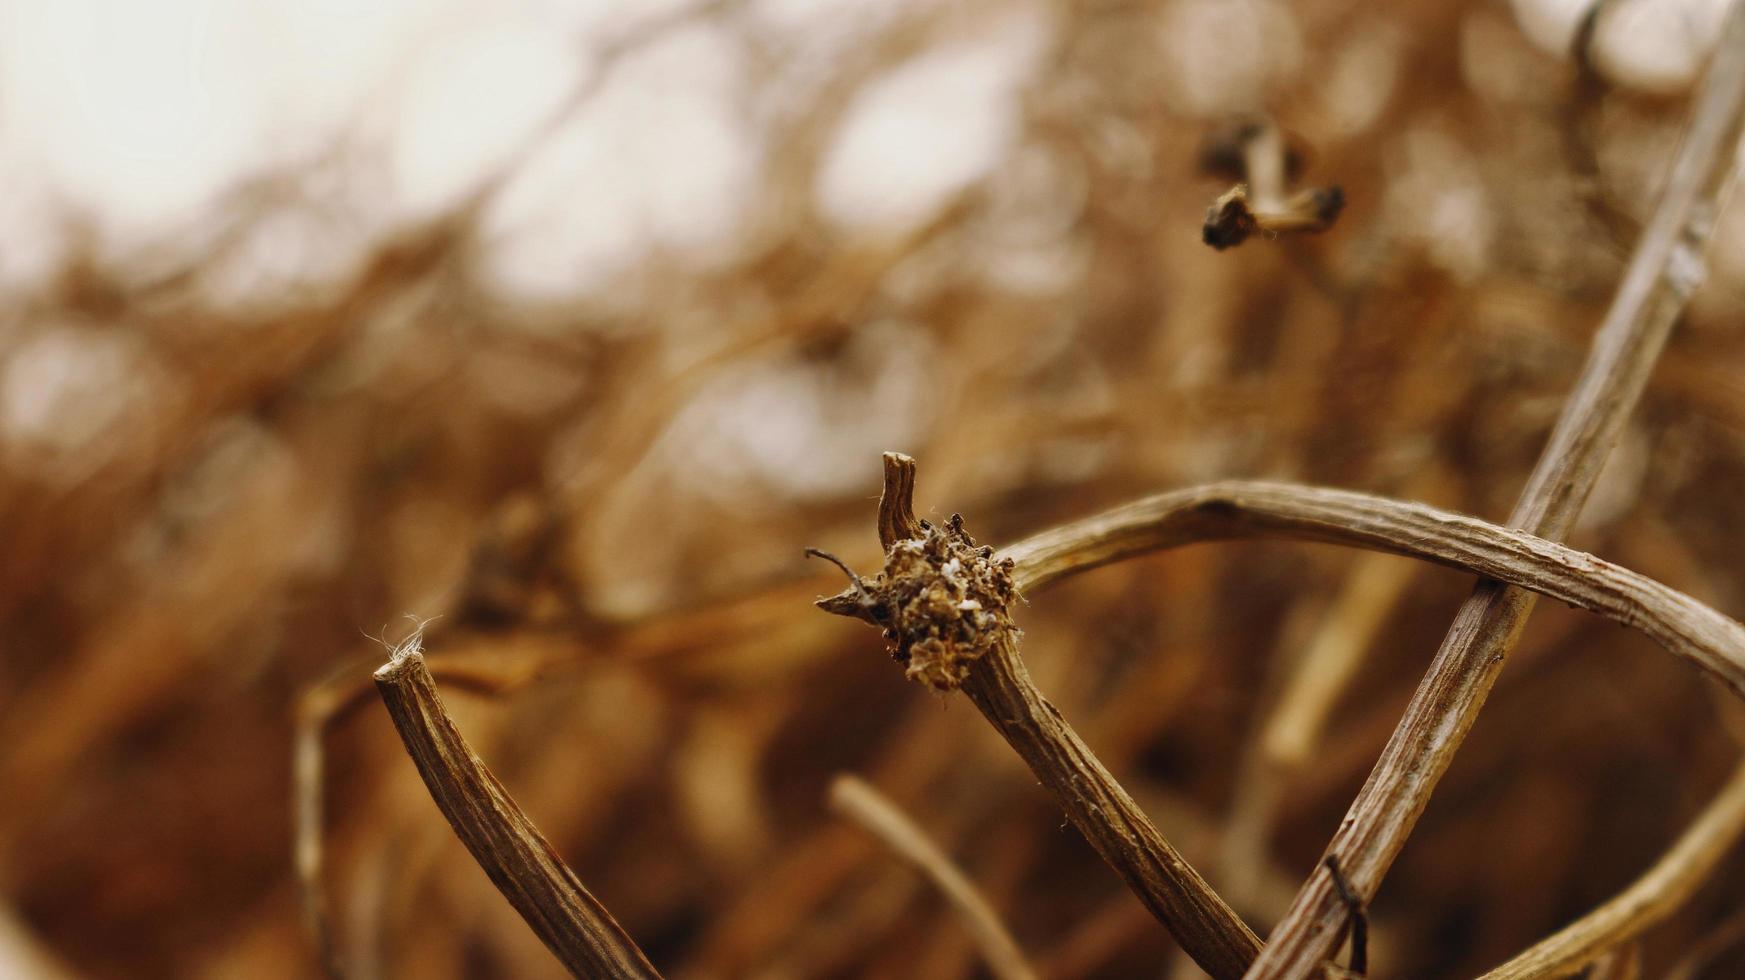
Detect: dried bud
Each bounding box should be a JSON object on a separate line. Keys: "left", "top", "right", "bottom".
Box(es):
{"left": 813, "top": 454, "right": 1022, "bottom": 691}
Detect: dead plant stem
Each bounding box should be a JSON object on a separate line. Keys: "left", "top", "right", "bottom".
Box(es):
{"left": 1000, "top": 480, "right": 1745, "bottom": 700}
{"left": 824, "top": 461, "right": 1745, "bottom": 979}
{"left": 1245, "top": 6, "right": 1745, "bottom": 974}
{"left": 372, "top": 641, "right": 660, "bottom": 979}
{"left": 821, "top": 453, "right": 1265, "bottom": 978}
{"left": 828, "top": 774, "right": 1037, "bottom": 980}
{"left": 1479, "top": 760, "right": 1745, "bottom": 979}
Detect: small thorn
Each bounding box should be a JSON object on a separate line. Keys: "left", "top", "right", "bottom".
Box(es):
{"left": 805, "top": 548, "right": 872, "bottom": 599}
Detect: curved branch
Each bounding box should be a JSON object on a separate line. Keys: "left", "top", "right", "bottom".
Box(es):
{"left": 1247, "top": 4, "right": 1745, "bottom": 973}
{"left": 820, "top": 466, "right": 1745, "bottom": 979}
{"left": 1000, "top": 480, "right": 1745, "bottom": 700}
{"left": 1479, "top": 760, "right": 1745, "bottom": 979}
{"left": 828, "top": 774, "right": 1037, "bottom": 980}
{"left": 373, "top": 641, "right": 660, "bottom": 979}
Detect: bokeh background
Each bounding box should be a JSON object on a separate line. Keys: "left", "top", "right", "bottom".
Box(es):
{"left": 5, "top": 0, "right": 1745, "bottom": 976}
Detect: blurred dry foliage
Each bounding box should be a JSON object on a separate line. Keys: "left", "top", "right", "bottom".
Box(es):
{"left": 5, "top": 0, "right": 1745, "bottom": 977}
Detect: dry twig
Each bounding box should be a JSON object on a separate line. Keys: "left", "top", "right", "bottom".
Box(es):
{"left": 1585, "top": 944, "right": 1642, "bottom": 980}
{"left": 1000, "top": 480, "right": 1745, "bottom": 699}
{"left": 1664, "top": 902, "right": 1745, "bottom": 980}
{"left": 295, "top": 643, "right": 557, "bottom": 977}
{"left": 1479, "top": 761, "right": 1745, "bottom": 979}
{"left": 372, "top": 635, "right": 660, "bottom": 979}
{"left": 1247, "top": 6, "right": 1745, "bottom": 974}
{"left": 1217, "top": 550, "right": 1419, "bottom": 919}
{"left": 822, "top": 461, "right": 1745, "bottom": 978}
{"left": 0, "top": 907, "right": 76, "bottom": 980}
{"left": 827, "top": 774, "right": 1037, "bottom": 980}
{"left": 817, "top": 453, "right": 1264, "bottom": 979}
{"left": 1200, "top": 118, "right": 1344, "bottom": 250}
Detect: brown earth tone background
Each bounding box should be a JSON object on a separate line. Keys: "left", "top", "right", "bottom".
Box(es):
{"left": 4, "top": 0, "right": 1745, "bottom": 977}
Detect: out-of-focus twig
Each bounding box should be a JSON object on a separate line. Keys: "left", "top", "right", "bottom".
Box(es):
{"left": 1218, "top": 551, "right": 1417, "bottom": 914}
{"left": 1585, "top": 943, "right": 1642, "bottom": 980}
{"left": 827, "top": 774, "right": 1037, "bottom": 980}
{"left": 0, "top": 905, "right": 76, "bottom": 980}
{"left": 1664, "top": 902, "right": 1745, "bottom": 980}
{"left": 1562, "top": 0, "right": 1639, "bottom": 250}
{"left": 1200, "top": 119, "right": 1344, "bottom": 250}
{"left": 1479, "top": 761, "right": 1745, "bottom": 979}
{"left": 1248, "top": 5, "right": 1745, "bottom": 971}
{"left": 1257, "top": 552, "right": 1418, "bottom": 773}
{"left": 372, "top": 635, "right": 660, "bottom": 979}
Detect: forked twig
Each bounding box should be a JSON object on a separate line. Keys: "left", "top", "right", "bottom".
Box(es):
{"left": 828, "top": 774, "right": 1038, "bottom": 980}
{"left": 819, "top": 453, "right": 1264, "bottom": 979}
{"left": 372, "top": 639, "right": 660, "bottom": 979}
{"left": 1479, "top": 760, "right": 1745, "bottom": 979}
{"left": 820, "top": 460, "right": 1745, "bottom": 978}
{"left": 1247, "top": 6, "right": 1745, "bottom": 974}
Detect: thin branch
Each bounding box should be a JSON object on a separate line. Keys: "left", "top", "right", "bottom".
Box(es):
{"left": 1479, "top": 760, "right": 1745, "bottom": 980}
{"left": 293, "top": 689, "right": 344, "bottom": 980}
{"left": 1664, "top": 901, "right": 1745, "bottom": 980}
{"left": 294, "top": 647, "right": 553, "bottom": 978}
{"left": 827, "top": 774, "right": 1038, "bottom": 980}
{"left": 1200, "top": 118, "right": 1344, "bottom": 250}
{"left": 996, "top": 480, "right": 1745, "bottom": 700}
{"left": 372, "top": 637, "right": 660, "bottom": 979}
{"left": 819, "top": 466, "right": 1745, "bottom": 977}
{"left": 1217, "top": 553, "right": 1417, "bottom": 917}
{"left": 1585, "top": 944, "right": 1642, "bottom": 980}
{"left": 1246, "top": 5, "right": 1745, "bottom": 973}
{"left": 820, "top": 454, "right": 1262, "bottom": 978}
{"left": 0, "top": 906, "right": 77, "bottom": 980}
{"left": 1255, "top": 552, "right": 1419, "bottom": 772}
